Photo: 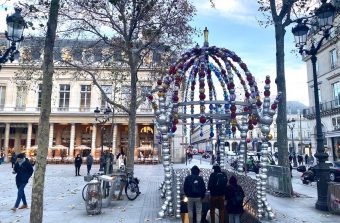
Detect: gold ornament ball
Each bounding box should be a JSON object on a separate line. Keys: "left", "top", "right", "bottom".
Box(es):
{"left": 267, "top": 134, "right": 273, "bottom": 140}
{"left": 158, "top": 92, "right": 164, "bottom": 97}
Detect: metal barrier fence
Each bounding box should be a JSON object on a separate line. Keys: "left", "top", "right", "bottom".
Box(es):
{"left": 266, "top": 165, "right": 292, "bottom": 197}
{"left": 171, "top": 167, "right": 259, "bottom": 222}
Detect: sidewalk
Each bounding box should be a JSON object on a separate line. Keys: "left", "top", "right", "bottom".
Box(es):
{"left": 0, "top": 162, "right": 182, "bottom": 223}
{"left": 0, "top": 160, "right": 339, "bottom": 223}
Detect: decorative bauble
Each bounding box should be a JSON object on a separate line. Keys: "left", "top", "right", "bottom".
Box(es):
{"left": 199, "top": 116, "right": 206, "bottom": 124}
{"left": 158, "top": 114, "right": 167, "bottom": 124}
{"left": 231, "top": 126, "right": 236, "bottom": 132}
{"left": 210, "top": 132, "right": 214, "bottom": 137}
{"left": 176, "top": 214, "right": 181, "bottom": 218}
{"left": 199, "top": 93, "right": 206, "bottom": 100}
{"left": 248, "top": 125, "right": 254, "bottom": 130}
{"left": 157, "top": 79, "right": 162, "bottom": 85}
{"left": 158, "top": 92, "right": 164, "bottom": 97}
{"left": 268, "top": 212, "right": 275, "bottom": 220}
{"left": 191, "top": 86, "right": 195, "bottom": 91}
{"left": 160, "top": 126, "right": 168, "bottom": 133}
{"left": 256, "top": 100, "right": 262, "bottom": 107}
{"left": 264, "top": 90, "right": 270, "bottom": 97}
{"left": 267, "top": 133, "right": 273, "bottom": 140}
{"left": 173, "top": 95, "right": 179, "bottom": 102}
{"left": 161, "top": 205, "right": 167, "bottom": 211}
{"left": 172, "top": 125, "right": 177, "bottom": 133}
{"left": 271, "top": 104, "right": 277, "bottom": 110}
{"left": 246, "top": 138, "right": 251, "bottom": 143}
{"left": 230, "top": 105, "right": 236, "bottom": 112}
{"left": 158, "top": 211, "right": 165, "bottom": 218}
{"left": 162, "top": 135, "right": 169, "bottom": 141}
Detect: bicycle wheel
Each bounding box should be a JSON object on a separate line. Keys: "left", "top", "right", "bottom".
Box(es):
{"left": 125, "top": 181, "right": 139, "bottom": 201}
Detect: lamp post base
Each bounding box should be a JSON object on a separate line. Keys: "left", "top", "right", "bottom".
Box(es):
{"left": 314, "top": 161, "right": 330, "bottom": 212}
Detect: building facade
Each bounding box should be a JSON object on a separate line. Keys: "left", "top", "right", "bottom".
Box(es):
{"left": 303, "top": 21, "right": 340, "bottom": 161}
{"left": 0, "top": 39, "right": 162, "bottom": 163}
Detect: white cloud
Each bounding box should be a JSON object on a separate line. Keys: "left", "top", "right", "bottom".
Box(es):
{"left": 193, "top": 0, "right": 259, "bottom": 26}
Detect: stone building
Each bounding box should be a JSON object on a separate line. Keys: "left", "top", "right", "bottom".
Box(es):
{"left": 0, "top": 37, "right": 163, "bottom": 163}
{"left": 302, "top": 17, "right": 340, "bottom": 161}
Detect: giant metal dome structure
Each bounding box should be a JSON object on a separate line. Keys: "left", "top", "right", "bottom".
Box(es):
{"left": 147, "top": 33, "right": 281, "bottom": 220}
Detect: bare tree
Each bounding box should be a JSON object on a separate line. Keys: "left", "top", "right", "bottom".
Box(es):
{"left": 53, "top": 0, "right": 196, "bottom": 172}
{"left": 257, "top": 0, "right": 319, "bottom": 195}
{"left": 28, "top": 0, "right": 60, "bottom": 222}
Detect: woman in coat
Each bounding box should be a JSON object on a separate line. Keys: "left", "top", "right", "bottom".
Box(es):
{"left": 74, "top": 154, "right": 82, "bottom": 176}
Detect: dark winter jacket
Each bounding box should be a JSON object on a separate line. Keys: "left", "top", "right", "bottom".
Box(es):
{"left": 225, "top": 184, "right": 245, "bottom": 214}
{"left": 86, "top": 155, "right": 93, "bottom": 165}
{"left": 14, "top": 158, "right": 33, "bottom": 186}
{"left": 75, "top": 156, "right": 82, "bottom": 166}
{"left": 183, "top": 174, "right": 206, "bottom": 198}
{"left": 208, "top": 168, "right": 228, "bottom": 196}
{"left": 11, "top": 154, "right": 17, "bottom": 163}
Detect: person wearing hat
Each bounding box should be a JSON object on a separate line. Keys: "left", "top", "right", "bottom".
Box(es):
{"left": 11, "top": 153, "right": 33, "bottom": 212}
{"left": 183, "top": 165, "right": 206, "bottom": 223}
{"left": 208, "top": 163, "right": 228, "bottom": 223}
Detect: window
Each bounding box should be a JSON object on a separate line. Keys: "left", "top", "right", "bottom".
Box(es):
{"left": 37, "top": 84, "right": 42, "bottom": 108}
{"left": 80, "top": 85, "right": 91, "bottom": 111}
{"left": 121, "top": 86, "right": 131, "bottom": 107}
{"left": 59, "top": 84, "right": 70, "bottom": 111}
{"left": 101, "top": 85, "right": 112, "bottom": 108}
{"left": 330, "top": 49, "right": 337, "bottom": 69}
{"left": 16, "top": 86, "right": 26, "bottom": 110}
{"left": 333, "top": 82, "right": 340, "bottom": 106}
{"left": 0, "top": 86, "right": 5, "bottom": 110}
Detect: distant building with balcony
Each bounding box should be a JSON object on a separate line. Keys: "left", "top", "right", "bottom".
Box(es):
{"left": 302, "top": 20, "right": 340, "bottom": 161}
{"left": 0, "top": 37, "right": 167, "bottom": 163}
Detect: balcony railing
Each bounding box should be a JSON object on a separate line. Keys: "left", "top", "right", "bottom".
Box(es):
{"left": 0, "top": 106, "right": 154, "bottom": 115}
{"left": 303, "top": 98, "right": 340, "bottom": 119}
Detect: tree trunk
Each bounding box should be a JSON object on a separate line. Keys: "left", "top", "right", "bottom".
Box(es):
{"left": 274, "top": 22, "right": 292, "bottom": 195}
{"left": 30, "top": 1, "right": 60, "bottom": 222}
{"left": 126, "top": 52, "right": 138, "bottom": 174}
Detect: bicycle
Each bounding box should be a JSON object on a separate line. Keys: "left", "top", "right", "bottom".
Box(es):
{"left": 124, "top": 172, "right": 141, "bottom": 201}
{"left": 82, "top": 173, "right": 103, "bottom": 215}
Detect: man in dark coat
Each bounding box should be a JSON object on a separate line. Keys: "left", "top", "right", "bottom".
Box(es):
{"left": 225, "top": 176, "right": 245, "bottom": 223}
{"left": 11, "top": 153, "right": 33, "bottom": 211}
{"left": 183, "top": 165, "right": 206, "bottom": 223}
{"left": 86, "top": 154, "right": 93, "bottom": 175}
{"left": 208, "top": 164, "right": 228, "bottom": 223}
{"left": 74, "top": 154, "right": 82, "bottom": 176}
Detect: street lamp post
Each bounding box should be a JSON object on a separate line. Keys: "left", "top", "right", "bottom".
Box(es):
{"left": 94, "top": 106, "right": 112, "bottom": 172}
{"left": 287, "top": 118, "right": 298, "bottom": 167}
{"left": 0, "top": 7, "right": 26, "bottom": 69}
{"left": 291, "top": 0, "right": 336, "bottom": 211}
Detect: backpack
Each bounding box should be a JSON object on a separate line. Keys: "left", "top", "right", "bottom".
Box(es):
{"left": 230, "top": 186, "right": 244, "bottom": 206}
{"left": 191, "top": 176, "right": 202, "bottom": 196}
{"left": 215, "top": 172, "right": 227, "bottom": 190}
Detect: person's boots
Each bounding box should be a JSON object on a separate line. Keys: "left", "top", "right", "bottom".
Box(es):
{"left": 18, "top": 204, "right": 28, "bottom": 209}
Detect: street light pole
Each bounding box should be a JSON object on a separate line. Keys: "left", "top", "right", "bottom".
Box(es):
{"left": 94, "top": 106, "right": 112, "bottom": 173}
{"left": 291, "top": 0, "right": 336, "bottom": 211}
{"left": 288, "top": 119, "right": 298, "bottom": 167}
{"left": 0, "top": 7, "right": 26, "bottom": 69}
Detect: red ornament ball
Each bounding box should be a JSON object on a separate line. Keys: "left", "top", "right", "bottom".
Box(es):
{"left": 264, "top": 90, "right": 270, "bottom": 97}
{"left": 199, "top": 94, "right": 206, "bottom": 100}
{"left": 265, "top": 79, "right": 271, "bottom": 84}
{"left": 199, "top": 116, "right": 206, "bottom": 124}
{"left": 271, "top": 104, "right": 277, "bottom": 110}
{"left": 147, "top": 95, "right": 153, "bottom": 101}
{"left": 231, "top": 126, "right": 237, "bottom": 132}
{"left": 248, "top": 124, "right": 254, "bottom": 130}
{"left": 157, "top": 80, "right": 162, "bottom": 85}
{"left": 256, "top": 100, "right": 262, "bottom": 107}
{"left": 246, "top": 138, "right": 251, "bottom": 143}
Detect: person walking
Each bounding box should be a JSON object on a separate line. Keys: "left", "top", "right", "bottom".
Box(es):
{"left": 86, "top": 154, "right": 93, "bottom": 175}
{"left": 297, "top": 155, "right": 303, "bottom": 166}
{"left": 74, "top": 154, "right": 82, "bottom": 176}
{"left": 225, "top": 176, "right": 245, "bottom": 223}
{"left": 11, "top": 152, "right": 17, "bottom": 168}
{"left": 309, "top": 154, "right": 314, "bottom": 166}
{"left": 183, "top": 165, "right": 206, "bottom": 223}
{"left": 11, "top": 153, "right": 33, "bottom": 212}
{"left": 208, "top": 164, "right": 228, "bottom": 223}
{"left": 304, "top": 154, "right": 309, "bottom": 166}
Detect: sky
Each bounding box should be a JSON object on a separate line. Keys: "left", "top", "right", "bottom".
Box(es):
{"left": 0, "top": 0, "right": 310, "bottom": 106}
{"left": 190, "top": 0, "right": 309, "bottom": 105}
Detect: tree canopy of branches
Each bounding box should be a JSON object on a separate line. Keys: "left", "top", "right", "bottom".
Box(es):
{"left": 18, "top": 0, "right": 196, "bottom": 173}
